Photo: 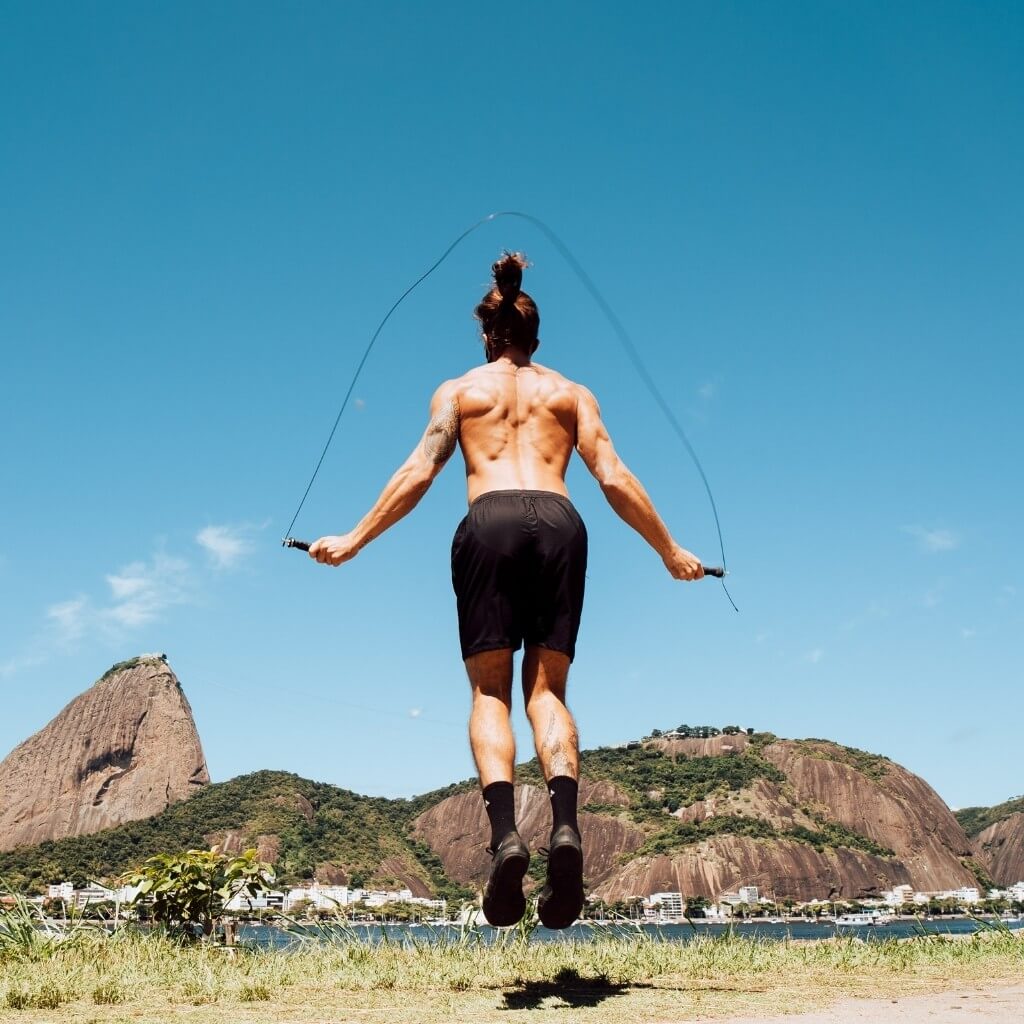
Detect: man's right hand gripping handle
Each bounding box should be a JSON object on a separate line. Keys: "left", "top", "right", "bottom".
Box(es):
{"left": 663, "top": 544, "right": 706, "bottom": 581}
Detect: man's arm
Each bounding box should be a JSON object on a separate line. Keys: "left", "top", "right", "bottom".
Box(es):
{"left": 574, "top": 385, "right": 703, "bottom": 580}
{"left": 309, "top": 383, "right": 459, "bottom": 566}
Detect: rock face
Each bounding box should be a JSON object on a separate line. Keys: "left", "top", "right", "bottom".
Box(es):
{"left": 413, "top": 737, "right": 979, "bottom": 902}
{"left": 0, "top": 655, "right": 209, "bottom": 851}
{"left": 412, "top": 779, "right": 646, "bottom": 894}
{"left": 759, "top": 740, "right": 975, "bottom": 894}
{"left": 591, "top": 837, "right": 914, "bottom": 903}
{"left": 974, "top": 814, "right": 1024, "bottom": 885}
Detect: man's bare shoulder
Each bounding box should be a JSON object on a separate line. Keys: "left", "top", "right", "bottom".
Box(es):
{"left": 528, "top": 366, "right": 601, "bottom": 409}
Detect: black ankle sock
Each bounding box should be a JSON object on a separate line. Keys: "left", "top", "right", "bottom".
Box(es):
{"left": 482, "top": 781, "right": 517, "bottom": 850}
{"left": 547, "top": 776, "right": 579, "bottom": 835}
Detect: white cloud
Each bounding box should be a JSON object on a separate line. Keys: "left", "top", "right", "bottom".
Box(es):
{"left": 103, "top": 553, "right": 190, "bottom": 627}
{"left": 1, "top": 544, "right": 199, "bottom": 679}
{"left": 47, "top": 597, "right": 89, "bottom": 645}
{"left": 44, "top": 553, "right": 191, "bottom": 648}
{"left": 903, "top": 525, "right": 959, "bottom": 552}
{"left": 408, "top": 707, "right": 422, "bottom": 719}
{"left": 354, "top": 398, "right": 367, "bottom": 411}
{"left": 803, "top": 648, "right": 824, "bottom": 664}
{"left": 196, "top": 524, "right": 253, "bottom": 569}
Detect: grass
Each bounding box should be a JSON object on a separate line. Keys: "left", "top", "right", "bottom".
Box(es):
{"left": 0, "top": 924, "right": 1021, "bottom": 1023}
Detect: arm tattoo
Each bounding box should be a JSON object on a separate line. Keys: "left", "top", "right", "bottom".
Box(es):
{"left": 423, "top": 398, "right": 459, "bottom": 464}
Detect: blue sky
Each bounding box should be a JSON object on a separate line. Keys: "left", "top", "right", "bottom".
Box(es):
{"left": 1, "top": 2, "right": 1021, "bottom": 810}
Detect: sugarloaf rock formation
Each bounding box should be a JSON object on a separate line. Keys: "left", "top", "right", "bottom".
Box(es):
{"left": 0, "top": 655, "right": 208, "bottom": 851}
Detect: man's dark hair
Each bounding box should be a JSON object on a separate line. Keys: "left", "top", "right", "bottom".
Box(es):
{"left": 474, "top": 251, "right": 540, "bottom": 362}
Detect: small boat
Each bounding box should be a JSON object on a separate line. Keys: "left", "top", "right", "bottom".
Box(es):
{"left": 836, "top": 911, "right": 886, "bottom": 927}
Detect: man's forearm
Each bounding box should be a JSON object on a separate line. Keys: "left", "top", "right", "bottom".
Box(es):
{"left": 350, "top": 462, "right": 433, "bottom": 550}
{"left": 600, "top": 468, "right": 676, "bottom": 560}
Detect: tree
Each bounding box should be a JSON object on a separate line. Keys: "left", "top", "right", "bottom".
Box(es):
{"left": 685, "top": 896, "right": 709, "bottom": 918}
{"left": 125, "top": 848, "right": 274, "bottom": 939}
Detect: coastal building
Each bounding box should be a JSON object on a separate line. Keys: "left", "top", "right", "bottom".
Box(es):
{"left": 883, "top": 884, "right": 914, "bottom": 906}
{"left": 738, "top": 886, "right": 759, "bottom": 905}
{"left": 224, "top": 889, "right": 285, "bottom": 912}
{"left": 45, "top": 882, "right": 140, "bottom": 908}
{"left": 283, "top": 884, "right": 354, "bottom": 910}
{"left": 1008, "top": 882, "right": 1024, "bottom": 902}
{"left": 279, "top": 884, "right": 444, "bottom": 915}
{"left": 644, "top": 892, "right": 684, "bottom": 922}
{"left": 948, "top": 887, "right": 981, "bottom": 904}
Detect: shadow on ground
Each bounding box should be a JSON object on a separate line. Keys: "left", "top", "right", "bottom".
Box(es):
{"left": 501, "top": 967, "right": 649, "bottom": 1010}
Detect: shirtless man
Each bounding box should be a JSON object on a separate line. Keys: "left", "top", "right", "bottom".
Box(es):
{"left": 309, "top": 253, "right": 704, "bottom": 929}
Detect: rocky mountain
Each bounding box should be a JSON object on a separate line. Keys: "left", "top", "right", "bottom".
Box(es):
{"left": 0, "top": 655, "right": 209, "bottom": 852}
{"left": 413, "top": 733, "right": 980, "bottom": 902}
{"left": 0, "top": 717, "right": 984, "bottom": 904}
{"left": 956, "top": 796, "right": 1024, "bottom": 886}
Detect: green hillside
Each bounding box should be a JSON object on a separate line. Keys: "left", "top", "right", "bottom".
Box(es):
{"left": 0, "top": 770, "right": 472, "bottom": 900}
{"left": 956, "top": 795, "right": 1024, "bottom": 837}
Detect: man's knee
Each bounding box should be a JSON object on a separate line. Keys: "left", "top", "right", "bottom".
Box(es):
{"left": 522, "top": 646, "right": 571, "bottom": 704}
{"left": 466, "top": 648, "right": 514, "bottom": 702}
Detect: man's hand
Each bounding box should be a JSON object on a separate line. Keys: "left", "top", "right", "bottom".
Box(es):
{"left": 308, "top": 534, "right": 361, "bottom": 567}
{"left": 663, "top": 544, "right": 704, "bottom": 581}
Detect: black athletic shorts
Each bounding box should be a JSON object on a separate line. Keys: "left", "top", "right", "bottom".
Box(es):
{"left": 451, "top": 490, "right": 588, "bottom": 662}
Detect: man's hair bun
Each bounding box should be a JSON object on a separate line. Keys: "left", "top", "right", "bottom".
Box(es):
{"left": 473, "top": 251, "right": 540, "bottom": 361}
{"left": 492, "top": 251, "right": 529, "bottom": 305}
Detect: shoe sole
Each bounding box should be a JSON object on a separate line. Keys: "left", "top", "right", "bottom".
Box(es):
{"left": 483, "top": 849, "right": 529, "bottom": 927}
{"left": 538, "top": 841, "right": 584, "bottom": 930}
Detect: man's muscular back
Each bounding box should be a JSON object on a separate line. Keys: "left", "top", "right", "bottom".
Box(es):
{"left": 437, "top": 361, "right": 578, "bottom": 502}
{"left": 415, "top": 352, "right": 703, "bottom": 581}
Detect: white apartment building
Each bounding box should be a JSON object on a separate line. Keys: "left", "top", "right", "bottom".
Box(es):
{"left": 223, "top": 889, "right": 285, "bottom": 912}
{"left": 883, "top": 884, "right": 915, "bottom": 906}
{"left": 948, "top": 887, "right": 981, "bottom": 904}
{"left": 644, "top": 892, "right": 684, "bottom": 922}
{"left": 46, "top": 882, "right": 139, "bottom": 908}
{"left": 281, "top": 884, "right": 445, "bottom": 915}
{"left": 738, "top": 886, "right": 759, "bottom": 905}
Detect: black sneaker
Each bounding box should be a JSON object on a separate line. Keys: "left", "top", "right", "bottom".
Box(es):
{"left": 481, "top": 831, "right": 530, "bottom": 927}
{"left": 536, "top": 824, "right": 584, "bottom": 930}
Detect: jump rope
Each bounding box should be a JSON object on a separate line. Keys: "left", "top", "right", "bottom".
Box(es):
{"left": 281, "top": 211, "right": 738, "bottom": 613}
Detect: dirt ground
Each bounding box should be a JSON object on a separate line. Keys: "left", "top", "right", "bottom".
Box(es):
{"left": 9, "top": 980, "right": 1024, "bottom": 1024}
{"left": 720, "top": 983, "right": 1024, "bottom": 1023}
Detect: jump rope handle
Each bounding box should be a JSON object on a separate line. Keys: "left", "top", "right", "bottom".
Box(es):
{"left": 286, "top": 536, "right": 725, "bottom": 578}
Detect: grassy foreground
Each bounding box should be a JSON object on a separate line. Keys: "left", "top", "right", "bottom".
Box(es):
{"left": 0, "top": 928, "right": 1021, "bottom": 1024}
